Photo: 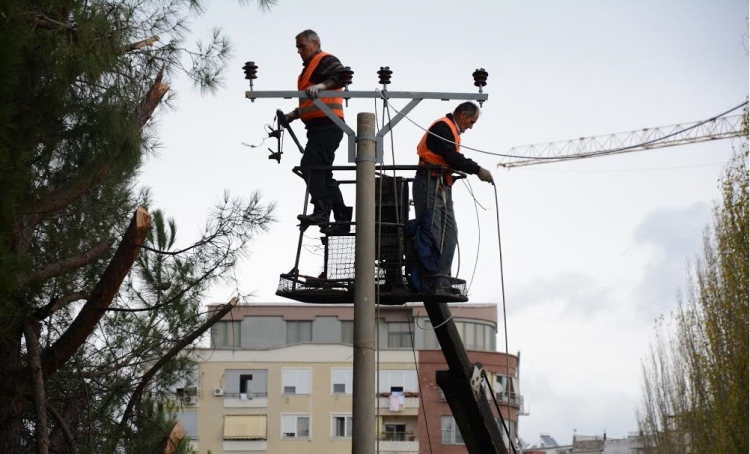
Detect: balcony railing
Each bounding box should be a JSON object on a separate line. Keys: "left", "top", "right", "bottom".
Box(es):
{"left": 222, "top": 392, "right": 268, "bottom": 399}
{"left": 379, "top": 432, "right": 417, "bottom": 442}
{"left": 495, "top": 391, "right": 523, "bottom": 407}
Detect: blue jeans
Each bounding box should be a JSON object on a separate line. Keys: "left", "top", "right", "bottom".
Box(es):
{"left": 412, "top": 174, "right": 457, "bottom": 276}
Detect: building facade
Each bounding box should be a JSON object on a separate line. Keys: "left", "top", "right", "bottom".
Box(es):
{"left": 178, "top": 303, "right": 521, "bottom": 454}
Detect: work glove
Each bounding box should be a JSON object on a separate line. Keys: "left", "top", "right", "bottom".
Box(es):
{"left": 305, "top": 82, "right": 327, "bottom": 99}
{"left": 477, "top": 167, "right": 494, "bottom": 184}
{"left": 284, "top": 110, "right": 298, "bottom": 124}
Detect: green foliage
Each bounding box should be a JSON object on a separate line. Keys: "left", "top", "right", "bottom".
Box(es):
{"left": 638, "top": 135, "right": 749, "bottom": 453}
{"left": 0, "top": 1, "right": 276, "bottom": 453}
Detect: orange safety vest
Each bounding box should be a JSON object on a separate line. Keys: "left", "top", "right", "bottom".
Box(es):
{"left": 416, "top": 117, "right": 461, "bottom": 187}
{"left": 297, "top": 51, "right": 344, "bottom": 123}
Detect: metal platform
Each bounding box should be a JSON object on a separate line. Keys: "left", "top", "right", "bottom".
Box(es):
{"left": 279, "top": 167, "right": 469, "bottom": 306}
{"left": 275, "top": 273, "right": 468, "bottom": 305}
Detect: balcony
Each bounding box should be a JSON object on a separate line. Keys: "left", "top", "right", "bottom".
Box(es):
{"left": 376, "top": 392, "right": 419, "bottom": 412}
{"left": 378, "top": 432, "right": 418, "bottom": 453}
{"left": 496, "top": 391, "right": 523, "bottom": 408}
{"left": 222, "top": 392, "right": 268, "bottom": 408}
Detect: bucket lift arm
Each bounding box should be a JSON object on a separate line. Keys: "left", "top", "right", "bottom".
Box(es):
{"left": 424, "top": 302, "right": 510, "bottom": 454}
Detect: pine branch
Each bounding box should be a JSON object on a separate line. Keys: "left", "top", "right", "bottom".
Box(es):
{"left": 19, "top": 241, "right": 111, "bottom": 290}
{"left": 46, "top": 401, "right": 74, "bottom": 453}
{"left": 13, "top": 67, "right": 168, "bottom": 256}
{"left": 122, "top": 35, "right": 159, "bottom": 53}
{"left": 23, "top": 320, "right": 49, "bottom": 454}
{"left": 113, "top": 297, "right": 237, "bottom": 445}
{"left": 34, "top": 292, "right": 89, "bottom": 321}
{"left": 39, "top": 208, "right": 151, "bottom": 377}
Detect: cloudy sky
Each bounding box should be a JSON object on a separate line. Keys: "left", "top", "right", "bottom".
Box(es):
{"left": 139, "top": 0, "right": 748, "bottom": 447}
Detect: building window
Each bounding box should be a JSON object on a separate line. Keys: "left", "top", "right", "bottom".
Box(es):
{"left": 331, "top": 369, "right": 353, "bottom": 394}
{"left": 441, "top": 416, "right": 464, "bottom": 445}
{"left": 177, "top": 412, "right": 199, "bottom": 440}
{"left": 224, "top": 415, "right": 267, "bottom": 440}
{"left": 282, "top": 369, "right": 311, "bottom": 395}
{"left": 282, "top": 414, "right": 310, "bottom": 439}
{"left": 286, "top": 320, "right": 312, "bottom": 344}
{"left": 384, "top": 423, "right": 407, "bottom": 441}
{"left": 341, "top": 320, "right": 354, "bottom": 344}
{"left": 453, "top": 321, "right": 496, "bottom": 351}
{"left": 421, "top": 319, "right": 440, "bottom": 349}
{"left": 211, "top": 321, "right": 241, "bottom": 349}
{"left": 387, "top": 322, "right": 413, "bottom": 348}
{"left": 331, "top": 415, "right": 353, "bottom": 438}
{"left": 378, "top": 370, "right": 418, "bottom": 393}
{"left": 224, "top": 369, "right": 268, "bottom": 398}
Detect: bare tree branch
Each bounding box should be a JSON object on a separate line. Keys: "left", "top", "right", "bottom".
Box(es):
{"left": 137, "top": 65, "right": 169, "bottom": 126}
{"left": 40, "top": 208, "right": 151, "bottom": 377}
{"left": 122, "top": 35, "right": 159, "bottom": 53}
{"left": 46, "top": 402, "right": 74, "bottom": 453}
{"left": 114, "top": 298, "right": 238, "bottom": 443}
{"left": 23, "top": 320, "right": 49, "bottom": 454}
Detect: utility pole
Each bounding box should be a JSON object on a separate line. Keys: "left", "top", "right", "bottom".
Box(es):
{"left": 243, "top": 66, "right": 509, "bottom": 454}
{"left": 352, "top": 112, "right": 376, "bottom": 454}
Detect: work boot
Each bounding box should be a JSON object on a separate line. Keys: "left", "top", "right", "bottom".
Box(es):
{"left": 297, "top": 200, "right": 331, "bottom": 225}
{"left": 320, "top": 206, "right": 353, "bottom": 235}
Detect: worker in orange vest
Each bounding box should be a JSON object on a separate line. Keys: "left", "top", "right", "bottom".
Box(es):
{"left": 284, "top": 29, "right": 351, "bottom": 235}
{"left": 414, "top": 102, "right": 494, "bottom": 276}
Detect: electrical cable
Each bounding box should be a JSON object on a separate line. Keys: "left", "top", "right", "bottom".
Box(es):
{"left": 484, "top": 374, "right": 519, "bottom": 454}
{"left": 460, "top": 178, "right": 483, "bottom": 293}
{"left": 381, "top": 92, "right": 434, "bottom": 453}
{"left": 518, "top": 100, "right": 750, "bottom": 164}
{"left": 492, "top": 183, "right": 515, "bottom": 453}
{"left": 408, "top": 311, "right": 434, "bottom": 454}
{"left": 379, "top": 93, "right": 748, "bottom": 162}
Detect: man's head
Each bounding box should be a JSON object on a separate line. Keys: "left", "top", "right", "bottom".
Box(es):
{"left": 453, "top": 102, "right": 480, "bottom": 134}
{"left": 295, "top": 29, "right": 321, "bottom": 63}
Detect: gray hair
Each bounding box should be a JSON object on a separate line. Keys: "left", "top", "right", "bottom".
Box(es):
{"left": 453, "top": 102, "right": 479, "bottom": 117}
{"left": 296, "top": 29, "right": 321, "bottom": 46}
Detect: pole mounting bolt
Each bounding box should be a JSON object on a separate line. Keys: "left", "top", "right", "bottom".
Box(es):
{"left": 243, "top": 61, "right": 259, "bottom": 102}
{"left": 377, "top": 66, "right": 393, "bottom": 87}
{"left": 341, "top": 66, "right": 354, "bottom": 106}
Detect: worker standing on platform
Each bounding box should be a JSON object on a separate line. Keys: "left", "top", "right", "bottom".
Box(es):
{"left": 284, "top": 29, "right": 352, "bottom": 235}
{"left": 413, "top": 102, "right": 494, "bottom": 276}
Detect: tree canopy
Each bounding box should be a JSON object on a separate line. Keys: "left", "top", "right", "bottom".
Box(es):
{"left": 638, "top": 122, "right": 748, "bottom": 453}
{"left": 0, "top": 1, "right": 275, "bottom": 452}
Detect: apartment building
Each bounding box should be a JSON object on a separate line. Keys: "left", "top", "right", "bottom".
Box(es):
{"left": 177, "top": 302, "right": 521, "bottom": 454}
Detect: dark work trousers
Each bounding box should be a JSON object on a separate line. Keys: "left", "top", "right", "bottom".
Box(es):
{"left": 413, "top": 173, "right": 457, "bottom": 276}
{"left": 300, "top": 126, "right": 345, "bottom": 210}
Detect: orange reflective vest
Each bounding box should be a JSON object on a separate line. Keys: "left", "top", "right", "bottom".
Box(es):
{"left": 297, "top": 51, "right": 344, "bottom": 123}
{"left": 416, "top": 117, "right": 461, "bottom": 187}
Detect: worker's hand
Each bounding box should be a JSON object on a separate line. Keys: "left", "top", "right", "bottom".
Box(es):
{"left": 284, "top": 110, "right": 298, "bottom": 124}
{"left": 305, "top": 83, "right": 327, "bottom": 99}
{"left": 477, "top": 167, "right": 494, "bottom": 184}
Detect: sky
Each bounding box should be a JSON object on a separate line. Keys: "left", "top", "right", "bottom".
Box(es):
{"left": 139, "top": 0, "right": 749, "bottom": 447}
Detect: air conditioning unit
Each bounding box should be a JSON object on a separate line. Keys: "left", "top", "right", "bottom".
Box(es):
{"left": 183, "top": 395, "right": 198, "bottom": 406}
{"left": 213, "top": 388, "right": 224, "bottom": 397}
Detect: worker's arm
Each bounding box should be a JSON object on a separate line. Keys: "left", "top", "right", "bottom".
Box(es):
{"left": 310, "top": 54, "right": 345, "bottom": 90}
{"left": 426, "top": 121, "right": 481, "bottom": 174}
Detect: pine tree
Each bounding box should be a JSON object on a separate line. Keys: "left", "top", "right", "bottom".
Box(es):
{"left": 0, "top": 1, "right": 275, "bottom": 452}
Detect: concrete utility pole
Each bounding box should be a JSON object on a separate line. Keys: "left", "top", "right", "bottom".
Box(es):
{"left": 352, "top": 112, "right": 376, "bottom": 454}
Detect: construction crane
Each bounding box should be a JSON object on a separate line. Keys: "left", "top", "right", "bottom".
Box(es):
{"left": 497, "top": 102, "right": 748, "bottom": 168}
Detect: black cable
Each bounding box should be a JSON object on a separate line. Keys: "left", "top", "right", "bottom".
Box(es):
{"left": 380, "top": 93, "right": 748, "bottom": 161}
{"left": 407, "top": 313, "right": 434, "bottom": 454}
{"left": 484, "top": 374, "right": 519, "bottom": 454}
